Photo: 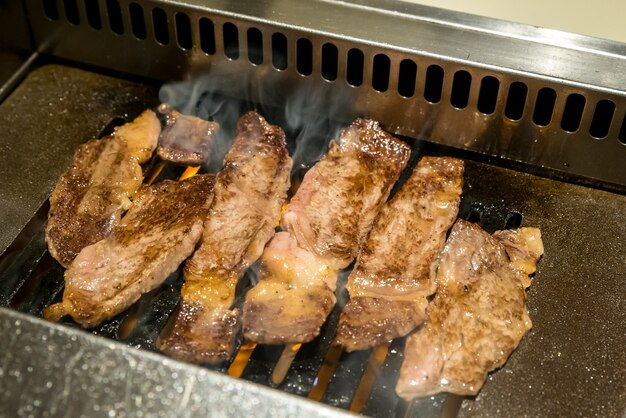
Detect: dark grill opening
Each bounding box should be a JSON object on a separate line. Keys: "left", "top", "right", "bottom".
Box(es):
{"left": 63, "top": 0, "right": 80, "bottom": 25}
{"left": 477, "top": 75, "right": 499, "bottom": 115}
{"left": 424, "top": 64, "right": 444, "bottom": 104}
{"left": 84, "top": 0, "right": 102, "bottom": 30}
{"left": 620, "top": 113, "right": 626, "bottom": 144}
{"left": 175, "top": 12, "right": 192, "bottom": 50}
{"left": 589, "top": 99, "right": 616, "bottom": 139}
{"left": 505, "top": 81, "right": 528, "bottom": 121}
{"left": 372, "top": 54, "right": 391, "bottom": 92}
{"left": 297, "top": 38, "right": 313, "bottom": 76}
{"left": 199, "top": 17, "right": 216, "bottom": 55}
{"left": 272, "top": 32, "right": 288, "bottom": 71}
{"left": 450, "top": 70, "right": 471, "bottom": 109}
{"left": 129, "top": 3, "right": 147, "bottom": 40}
{"left": 106, "top": 0, "right": 124, "bottom": 35}
{"left": 223, "top": 22, "right": 240, "bottom": 60}
{"left": 397, "top": 59, "right": 417, "bottom": 98}
{"left": 152, "top": 7, "right": 169, "bottom": 44}
{"left": 561, "top": 93, "right": 586, "bottom": 132}
{"left": 346, "top": 48, "right": 364, "bottom": 87}
{"left": 321, "top": 43, "right": 338, "bottom": 81}
{"left": 533, "top": 87, "right": 557, "bottom": 127}
{"left": 43, "top": 0, "right": 60, "bottom": 21}
{"left": 247, "top": 27, "right": 264, "bottom": 65}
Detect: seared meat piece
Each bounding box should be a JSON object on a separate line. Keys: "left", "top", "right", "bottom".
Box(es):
{"left": 44, "top": 174, "right": 214, "bottom": 328}
{"left": 396, "top": 220, "right": 543, "bottom": 399}
{"left": 336, "top": 157, "right": 464, "bottom": 352}
{"left": 157, "top": 109, "right": 219, "bottom": 166}
{"left": 157, "top": 112, "right": 292, "bottom": 364}
{"left": 243, "top": 119, "right": 411, "bottom": 344}
{"left": 46, "top": 110, "right": 160, "bottom": 268}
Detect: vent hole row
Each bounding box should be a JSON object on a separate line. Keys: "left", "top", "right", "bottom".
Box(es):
{"left": 42, "top": 0, "right": 626, "bottom": 143}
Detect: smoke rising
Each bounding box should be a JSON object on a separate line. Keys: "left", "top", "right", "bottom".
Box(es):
{"left": 158, "top": 62, "right": 354, "bottom": 172}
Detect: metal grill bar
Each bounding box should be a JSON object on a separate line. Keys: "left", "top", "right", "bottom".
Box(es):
{"left": 21, "top": 0, "right": 626, "bottom": 188}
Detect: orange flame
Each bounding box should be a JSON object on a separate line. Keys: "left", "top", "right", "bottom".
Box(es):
{"left": 179, "top": 165, "right": 200, "bottom": 180}
{"left": 276, "top": 202, "right": 288, "bottom": 227}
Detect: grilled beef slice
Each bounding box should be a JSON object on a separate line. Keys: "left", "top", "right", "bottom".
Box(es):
{"left": 396, "top": 220, "right": 543, "bottom": 398}
{"left": 157, "top": 112, "right": 292, "bottom": 364}
{"left": 44, "top": 174, "right": 214, "bottom": 328}
{"left": 336, "top": 157, "right": 464, "bottom": 351}
{"left": 46, "top": 110, "right": 161, "bottom": 268}
{"left": 243, "top": 119, "right": 411, "bottom": 344}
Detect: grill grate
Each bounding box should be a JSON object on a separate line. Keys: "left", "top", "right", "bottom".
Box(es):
{"left": 0, "top": 133, "right": 535, "bottom": 418}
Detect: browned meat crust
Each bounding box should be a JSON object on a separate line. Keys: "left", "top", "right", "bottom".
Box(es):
{"left": 281, "top": 119, "right": 412, "bottom": 269}
{"left": 157, "top": 110, "right": 219, "bottom": 166}
{"left": 337, "top": 297, "right": 428, "bottom": 350}
{"left": 43, "top": 174, "right": 214, "bottom": 328}
{"left": 46, "top": 110, "right": 160, "bottom": 268}
{"left": 157, "top": 112, "right": 292, "bottom": 364}
{"left": 336, "top": 157, "right": 464, "bottom": 351}
{"left": 242, "top": 119, "right": 411, "bottom": 344}
{"left": 396, "top": 220, "right": 543, "bottom": 399}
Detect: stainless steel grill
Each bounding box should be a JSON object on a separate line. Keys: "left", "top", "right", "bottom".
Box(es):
{"left": 1, "top": 1, "right": 626, "bottom": 417}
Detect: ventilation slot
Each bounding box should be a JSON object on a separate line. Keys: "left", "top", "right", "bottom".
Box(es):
{"left": 271, "top": 33, "right": 288, "bottom": 71}
{"left": 84, "top": 0, "right": 101, "bottom": 29}
{"left": 397, "top": 59, "right": 417, "bottom": 98}
{"left": 424, "top": 65, "right": 444, "bottom": 103}
{"left": 223, "top": 23, "right": 239, "bottom": 60}
{"left": 152, "top": 7, "right": 168, "bottom": 44}
{"left": 450, "top": 70, "right": 471, "bottom": 109}
{"left": 477, "top": 76, "right": 499, "bottom": 115}
{"left": 247, "top": 28, "right": 263, "bottom": 65}
{"left": 372, "top": 54, "right": 390, "bottom": 92}
{"left": 561, "top": 93, "right": 586, "bottom": 133}
{"left": 199, "top": 18, "right": 215, "bottom": 55}
{"left": 321, "top": 43, "right": 338, "bottom": 81}
{"left": 346, "top": 48, "right": 364, "bottom": 87}
{"left": 589, "top": 100, "right": 615, "bottom": 139}
{"left": 43, "top": 0, "right": 59, "bottom": 20}
{"left": 619, "top": 114, "right": 626, "bottom": 144}
{"left": 504, "top": 82, "right": 528, "bottom": 121}
{"left": 175, "top": 13, "right": 192, "bottom": 50}
{"left": 533, "top": 87, "right": 556, "bottom": 127}
{"left": 129, "top": 3, "right": 146, "bottom": 40}
{"left": 504, "top": 212, "right": 522, "bottom": 229}
{"left": 106, "top": 0, "right": 123, "bottom": 34}
{"left": 296, "top": 38, "right": 313, "bottom": 76}
{"left": 63, "top": 0, "right": 80, "bottom": 25}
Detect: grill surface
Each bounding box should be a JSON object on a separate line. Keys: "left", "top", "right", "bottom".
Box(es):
{"left": 0, "top": 64, "right": 625, "bottom": 417}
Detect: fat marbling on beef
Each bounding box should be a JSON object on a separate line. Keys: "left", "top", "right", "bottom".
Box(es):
{"left": 46, "top": 110, "right": 161, "bottom": 267}
{"left": 336, "top": 157, "right": 464, "bottom": 352}
{"left": 157, "top": 112, "right": 292, "bottom": 364}
{"left": 396, "top": 220, "right": 543, "bottom": 398}
{"left": 44, "top": 174, "right": 214, "bottom": 328}
{"left": 242, "top": 119, "right": 411, "bottom": 344}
